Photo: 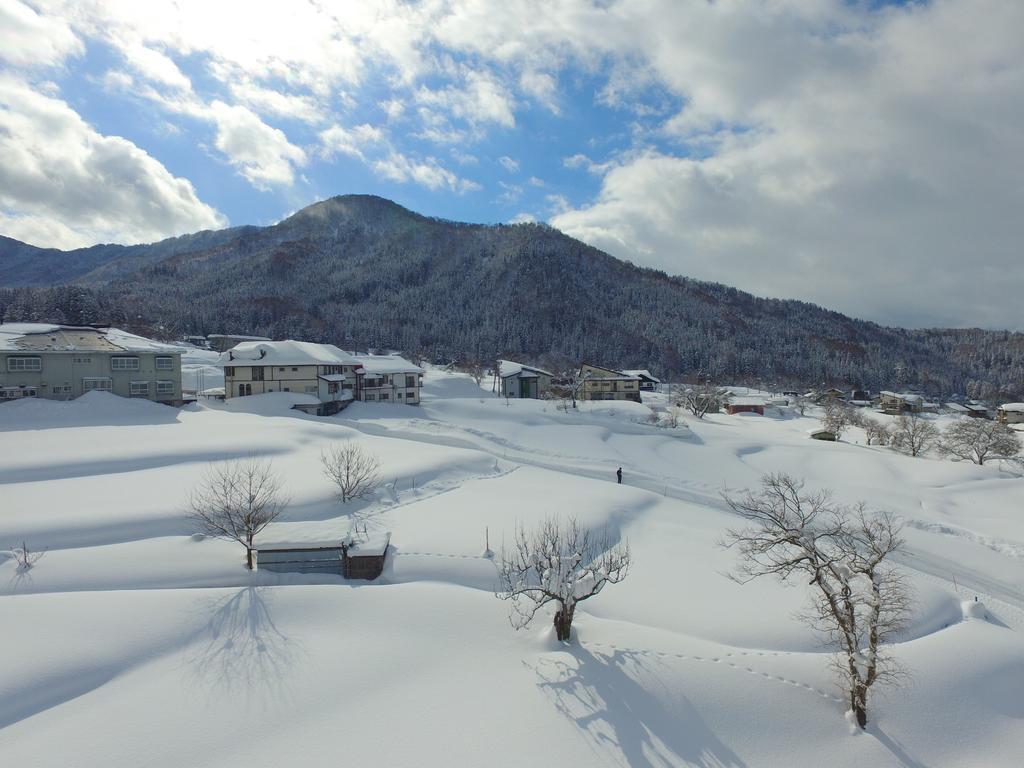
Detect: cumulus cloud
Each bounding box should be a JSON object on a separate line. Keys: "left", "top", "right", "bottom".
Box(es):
{"left": 319, "top": 122, "right": 385, "bottom": 161}
{"left": 0, "top": 75, "right": 224, "bottom": 249}
{"left": 498, "top": 155, "right": 519, "bottom": 173}
{"left": 208, "top": 101, "right": 307, "bottom": 188}
{"left": 0, "top": 0, "right": 82, "bottom": 68}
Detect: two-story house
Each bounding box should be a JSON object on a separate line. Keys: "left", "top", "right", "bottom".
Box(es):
{"left": 354, "top": 355, "right": 424, "bottom": 404}
{"left": 0, "top": 323, "right": 184, "bottom": 404}
{"left": 578, "top": 364, "right": 642, "bottom": 403}
{"left": 219, "top": 340, "right": 362, "bottom": 403}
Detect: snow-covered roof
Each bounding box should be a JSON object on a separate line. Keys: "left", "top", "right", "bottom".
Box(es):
{"left": 207, "top": 333, "right": 271, "bottom": 341}
{"left": 499, "top": 359, "right": 552, "bottom": 378}
{"left": 880, "top": 390, "right": 923, "bottom": 403}
{"left": 0, "top": 323, "right": 184, "bottom": 354}
{"left": 999, "top": 403, "right": 1024, "bottom": 412}
{"left": 219, "top": 340, "right": 359, "bottom": 367}
{"left": 945, "top": 403, "right": 970, "bottom": 412}
{"left": 730, "top": 397, "right": 766, "bottom": 407}
{"left": 354, "top": 354, "right": 424, "bottom": 375}
{"left": 622, "top": 369, "right": 660, "bottom": 383}
{"left": 317, "top": 373, "right": 348, "bottom": 382}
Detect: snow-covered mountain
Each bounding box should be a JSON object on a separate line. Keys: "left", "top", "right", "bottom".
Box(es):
{"left": 2, "top": 195, "right": 1022, "bottom": 396}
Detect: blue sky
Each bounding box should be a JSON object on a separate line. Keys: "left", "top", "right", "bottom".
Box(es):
{"left": 1, "top": 1, "right": 1022, "bottom": 330}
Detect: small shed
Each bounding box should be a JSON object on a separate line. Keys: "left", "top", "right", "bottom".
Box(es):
{"left": 997, "top": 403, "right": 1024, "bottom": 424}
{"left": 808, "top": 427, "right": 838, "bottom": 441}
{"left": 726, "top": 398, "right": 765, "bottom": 415}
{"left": 341, "top": 532, "right": 391, "bottom": 580}
{"left": 254, "top": 531, "right": 391, "bottom": 580}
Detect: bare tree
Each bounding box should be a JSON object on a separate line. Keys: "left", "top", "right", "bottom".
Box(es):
{"left": 822, "top": 400, "right": 859, "bottom": 439}
{"left": 11, "top": 541, "right": 45, "bottom": 572}
{"left": 939, "top": 418, "right": 1022, "bottom": 465}
{"left": 189, "top": 458, "right": 289, "bottom": 570}
{"left": 497, "top": 516, "right": 630, "bottom": 641}
{"left": 862, "top": 417, "right": 892, "bottom": 446}
{"left": 722, "top": 474, "right": 911, "bottom": 729}
{"left": 682, "top": 380, "right": 729, "bottom": 419}
{"left": 890, "top": 412, "right": 939, "bottom": 457}
{"left": 467, "top": 361, "right": 486, "bottom": 387}
{"left": 792, "top": 394, "right": 811, "bottom": 416}
{"left": 321, "top": 442, "right": 382, "bottom": 503}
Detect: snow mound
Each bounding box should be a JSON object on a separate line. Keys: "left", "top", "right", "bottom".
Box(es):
{"left": 218, "top": 392, "right": 320, "bottom": 416}
{"left": 962, "top": 599, "right": 988, "bottom": 621}
{"left": 0, "top": 391, "right": 180, "bottom": 431}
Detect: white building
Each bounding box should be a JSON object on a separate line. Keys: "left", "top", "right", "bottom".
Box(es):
{"left": 219, "top": 342, "right": 423, "bottom": 407}
{"left": 0, "top": 323, "right": 184, "bottom": 404}
{"left": 997, "top": 403, "right": 1024, "bottom": 424}
{"left": 219, "top": 340, "right": 361, "bottom": 404}
{"left": 498, "top": 360, "right": 553, "bottom": 399}
{"left": 354, "top": 355, "right": 424, "bottom": 404}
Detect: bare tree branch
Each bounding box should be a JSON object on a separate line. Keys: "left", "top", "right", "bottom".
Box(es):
{"left": 496, "top": 516, "right": 630, "bottom": 641}
{"left": 189, "top": 458, "right": 289, "bottom": 570}
{"left": 721, "top": 473, "right": 912, "bottom": 729}
{"left": 321, "top": 442, "right": 382, "bottom": 504}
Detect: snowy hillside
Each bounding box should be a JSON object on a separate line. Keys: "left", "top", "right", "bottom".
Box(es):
{"left": 2, "top": 370, "right": 1022, "bottom": 767}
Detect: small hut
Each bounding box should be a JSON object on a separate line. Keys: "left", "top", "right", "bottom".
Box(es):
{"left": 807, "top": 427, "right": 838, "bottom": 441}
{"left": 254, "top": 531, "right": 391, "bottom": 580}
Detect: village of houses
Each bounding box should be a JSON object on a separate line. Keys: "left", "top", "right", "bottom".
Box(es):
{"left": 2, "top": 321, "right": 1024, "bottom": 578}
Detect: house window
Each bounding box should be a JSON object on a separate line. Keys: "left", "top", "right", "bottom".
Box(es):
{"left": 130, "top": 381, "right": 150, "bottom": 397}
{"left": 328, "top": 382, "right": 339, "bottom": 394}
{"left": 291, "top": 367, "right": 298, "bottom": 371}
{"left": 381, "top": 393, "right": 390, "bottom": 401}
{"left": 7, "top": 356, "right": 41, "bottom": 372}
{"left": 239, "top": 383, "right": 252, "bottom": 396}
{"left": 251, "top": 366, "right": 264, "bottom": 381}
{"left": 111, "top": 356, "right": 140, "bottom": 371}
{"left": 73, "top": 356, "right": 92, "bottom": 364}
{"left": 155, "top": 356, "right": 174, "bottom": 370}
{"left": 279, "top": 367, "right": 285, "bottom": 372}
{"left": 224, "top": 366, "right": 235, "bottom": 377}
{"left": 397, "top": 392, "right": 404, "bottom": 399}
{"left": 83, "top": 378, "right": 112, "bottom": 392}
{"left": 405, "top": 375, "right": 416, "bottom": 387}
{"left": 156, "top": 381, "right": 175, "bottom": 396}
{"left": 365, "top": 394, "right": 376, "bottom": 401}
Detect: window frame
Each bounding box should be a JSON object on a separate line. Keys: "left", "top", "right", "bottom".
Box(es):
{"left": 111, "top": 356, "right": 140, "bottom": 371}
{"left": 7, "top": 356, "right": 41, "bottom": 372}
{"left": 155, "top": 356, "right": 174, "bottom": 370}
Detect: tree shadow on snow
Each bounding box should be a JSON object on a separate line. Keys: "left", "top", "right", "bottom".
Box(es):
{"left": 530, "top": 645, "right": 747, "bottom": 767}
{"left": 184, "top": 586, "right": 304, "bottom": 705}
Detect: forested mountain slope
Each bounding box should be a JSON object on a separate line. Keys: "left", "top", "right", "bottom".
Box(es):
{"left": 1, "top": 195, "right": 1021, "bottom": 397}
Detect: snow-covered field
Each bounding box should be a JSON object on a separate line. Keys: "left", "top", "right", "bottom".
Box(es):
{"left": 2, "top": 370, "right": 1023, "bottom": 767}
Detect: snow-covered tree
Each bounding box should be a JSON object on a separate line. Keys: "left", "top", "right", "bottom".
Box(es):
{"left": 723, "top": 474, "right": 911, "bottom": 729}
{"left": 862, "top": 416, "right": 892, "bottom": 446}
{"left": 189, "top": 458, "right": 289, "bottom": 570}
{"left": 682, "top": 380, "right": 729, "bottom": 419}
{"left": 890, "top": 413, "right": 939, "bottom": 457}
{"left": 822, "top": 400, "right": 859, "bottom": 440}
{"left": 939, "top": 418, "right": 1022, "bottom": 465}
{"left": 496, "top": 516, "right": 630, "bottom": 641}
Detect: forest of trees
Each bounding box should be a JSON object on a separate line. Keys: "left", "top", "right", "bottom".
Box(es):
{"left": 2, "top": 195, "right": 1022, "bottom": 399}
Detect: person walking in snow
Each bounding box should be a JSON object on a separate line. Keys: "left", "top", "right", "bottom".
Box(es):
{"left": 616, "top": 467, "right": 622, "bottom": 484}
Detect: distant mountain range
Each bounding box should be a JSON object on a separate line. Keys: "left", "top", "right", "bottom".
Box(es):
{"left": 2, "top": 194, "right": 1022, "bottom": 398}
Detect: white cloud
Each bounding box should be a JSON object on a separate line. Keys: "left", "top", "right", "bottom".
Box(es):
{"left": 319, "top": 122, "right": 384, "bottom": 161}
{"left": 509, "top": 212, "right": 536, "bottom": 224}
{"left": 498, "top": 155, "right": 519, "bottom": 173}
{"left": 0, "top": 0, "right": 82, "bottom": 68}
{"left": 0, "top": 75, "right": 224, "bottom": 249}
{"left": 374, "top": 151, "right": 478, "bottom": 193}
{"left": 208, "top": 101, "right": 307, "bottom": 188}
{"left": 118, "top": 39, "right": 191, "bottom": 91}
